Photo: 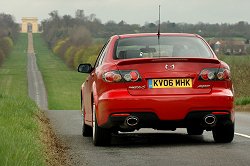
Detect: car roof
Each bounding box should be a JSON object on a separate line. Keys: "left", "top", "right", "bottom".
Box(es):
{"left": 117, "top": 33, "right": 199, "bottom": 39}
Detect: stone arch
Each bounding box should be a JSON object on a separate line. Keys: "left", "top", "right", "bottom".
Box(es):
{"left": 21, "top": 17, "right": 38, "bottom": 33}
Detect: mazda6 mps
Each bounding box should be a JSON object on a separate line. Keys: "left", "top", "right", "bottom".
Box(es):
{"left": 78, "top": 33, "right": 234, "bottom": 146}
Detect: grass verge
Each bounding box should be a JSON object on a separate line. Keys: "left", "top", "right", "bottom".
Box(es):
{"left": 33, "top": 34, "right": 85, "bottom": 110}
{"left": 0, "top": 33, "right": 45, "bottom": 166}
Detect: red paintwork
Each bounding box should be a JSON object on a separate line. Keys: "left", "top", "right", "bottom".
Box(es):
{"left": 81, "top": 33, "right": 234, "bottom": 127}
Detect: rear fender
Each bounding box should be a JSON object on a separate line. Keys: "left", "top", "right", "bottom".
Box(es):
{"left": 81, "top": 83, "right": 85, "bottom": 106}
{"left": 81, "top": 90, "right": 83, "bottom": 110}
{"left": 92, "top": 82, "right": 99, "bottom": 124}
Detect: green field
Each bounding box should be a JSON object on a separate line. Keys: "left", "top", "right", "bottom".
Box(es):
{"left": 0, "top": 34, "right": 45, "bottom": 166}
{"left": 220, "top": 55, "right": 250, "bottom": 105}
{"left": 32, "top": 34, "right": 85, "bottom": 110}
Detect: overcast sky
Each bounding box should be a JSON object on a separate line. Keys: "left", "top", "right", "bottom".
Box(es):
{"left": 0, "top": 0, "right": 249, "bottom": 24}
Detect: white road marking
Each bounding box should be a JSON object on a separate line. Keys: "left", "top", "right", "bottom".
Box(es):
{"left": 235, "top": 132, "right": 250, "bottom": 139}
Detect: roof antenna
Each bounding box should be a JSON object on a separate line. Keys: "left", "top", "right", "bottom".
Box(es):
{"left": 157, "top": 5, "right": 161, "bottom": 57}
{"left": 157, "top": 5, "right": 161, "bottom": 38}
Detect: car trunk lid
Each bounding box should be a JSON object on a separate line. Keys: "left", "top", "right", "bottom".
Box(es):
{"left": 115, "top": 58, "right": 221, "bottom": 96}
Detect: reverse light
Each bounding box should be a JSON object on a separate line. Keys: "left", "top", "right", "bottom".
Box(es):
{"left": 199, "top": 68, "right": 230, "bottom": 81}
{"left": 103, "top": 70, "right": 141, "bottom": 83}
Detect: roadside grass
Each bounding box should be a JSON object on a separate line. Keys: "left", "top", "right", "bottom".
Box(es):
{"left": 236, "top": 97, "right": 250, "bottom": 105}
{"left": 0, "top": 33, "right": 45, "bottom": 166}
{"left": 32, "top": 34, "right": 85, "bottom": 110}
{"left": 219, "top": 55, "right": 250, "bottom": 105}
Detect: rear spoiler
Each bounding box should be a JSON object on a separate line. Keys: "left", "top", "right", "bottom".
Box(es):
{"left": 116, "top": 58, "right": 220, "bottom": 66}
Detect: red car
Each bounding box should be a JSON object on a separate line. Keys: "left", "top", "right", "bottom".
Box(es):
{"left": 78, "top": 33, "right": 234, "bottom": 146}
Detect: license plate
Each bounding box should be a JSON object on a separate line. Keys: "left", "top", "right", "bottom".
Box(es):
{"left": 148, "top": 78, "right": 192, "bottom": 88}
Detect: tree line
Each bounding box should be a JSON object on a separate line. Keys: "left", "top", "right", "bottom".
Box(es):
{"left": 40, "top": 10, "right": 250, "bottom": 69}
{"left": 0, "top": 13, "right": 19, "bottom": 65}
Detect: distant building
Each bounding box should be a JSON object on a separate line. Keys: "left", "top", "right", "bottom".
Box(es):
{"left": 21, "top": 17, "right": 39, "bottom": 33}
{"left": 208, "top": 38, "right": 247, "bottom": 55}
{"left": 222, "top": 40, "right": 246, "bottom": 55}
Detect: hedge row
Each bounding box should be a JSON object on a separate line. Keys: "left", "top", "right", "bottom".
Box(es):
{"left": 0, "top": 37, "right": 14, "bottom": 65}
{"left": 52, "top": 38, "right": 103, "bottom": 69}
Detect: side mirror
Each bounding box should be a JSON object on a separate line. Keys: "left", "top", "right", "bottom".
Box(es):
{"left": 78, "top": 64, "right": 93, "bottom": 73}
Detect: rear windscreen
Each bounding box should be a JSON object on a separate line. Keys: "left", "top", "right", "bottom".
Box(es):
{"left": 115, "top": 36, "right": 213, "bottom": 59}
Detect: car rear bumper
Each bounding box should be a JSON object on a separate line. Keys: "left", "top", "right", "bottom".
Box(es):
{"left": 96, "top": 89, "right": 234, "bottom": 128}
{"left": 104, "top": 111, "right": 233, "bottom": 131}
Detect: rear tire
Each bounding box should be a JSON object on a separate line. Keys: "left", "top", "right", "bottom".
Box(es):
{"left": 82, "top": 106, "right": 92, "bottom": 137}
{"left": 92, "top": 103, "right": 111, "bottom": 146}
{"left": 212, "top": 123, "right": 234, "bottom": 143}
{"left": 187, "top": 127, "right": 204, "bottom": 135}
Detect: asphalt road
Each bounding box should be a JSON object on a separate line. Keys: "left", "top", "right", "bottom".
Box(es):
{"left": 47, "top": 110, "right": 250, "bottom": 166}
{"left": 27, "top": 33, "right": 48, "bottom": 111}
{"left": 27, "top": 33, "right": 250, "bottom": 166}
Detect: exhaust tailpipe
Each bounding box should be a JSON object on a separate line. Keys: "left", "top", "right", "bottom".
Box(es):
{"left": 204, "top": 114, "right": 216, "bottom": 126}
{"left": 126, "top": 116, "right": 139, "bottom": 127}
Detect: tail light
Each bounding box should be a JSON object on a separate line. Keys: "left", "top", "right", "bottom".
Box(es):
{"left": 103, "top": 70, "right": 141, "bottom": 83}
{"left": 199, "top": 68, "right": 230, "bottom": 81}
{"left": 103, "top": 71, "right": 122, "bottom": 82}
